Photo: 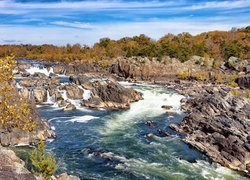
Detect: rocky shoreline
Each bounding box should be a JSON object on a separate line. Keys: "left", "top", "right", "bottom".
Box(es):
{"left": 168, "top": 82, "right": 250, "bottom": 176}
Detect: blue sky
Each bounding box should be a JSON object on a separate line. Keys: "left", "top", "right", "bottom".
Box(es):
{"left": 0, "top": 0, "right": 249, "bottom": 45}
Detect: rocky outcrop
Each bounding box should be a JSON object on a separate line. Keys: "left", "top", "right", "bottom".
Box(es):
{"left": 82, "top": 80, "right": 143, "bottom": 109}
{"left": 53, "top": 62, "right": 95, "bottom": 75}
{"left": 170, "top": 86, "right": 250, "bottom": 175}
{"left": 33, "top": 87, "right": 47, "bottom": 103}
{"left": 0, "top": 148, "right": 36, "bottom": 180}
{"left": 236, "top": 75, "right": 250, "bottom": 88}
{"left": 64, "top": 84, "right": 83, "bottom": 99}
{"left": 0, "top": 94, "right": 55, "bottom": 147}
{"left": 109, "top": 56, "right": 202, "bottom": 82}
{"left": 19, "top": 75, "right": 59, "bottom": 88}
{"left": 225, "top": 57, "right": 250, "bottom": 73}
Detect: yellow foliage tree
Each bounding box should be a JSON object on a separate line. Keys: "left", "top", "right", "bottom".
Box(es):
{"left": 0, "top": 56, "right": 35, "bottom": 131}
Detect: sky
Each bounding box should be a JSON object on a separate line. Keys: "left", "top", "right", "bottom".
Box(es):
{"left": 0, "top": 0, "right": 249, "bottom": 45}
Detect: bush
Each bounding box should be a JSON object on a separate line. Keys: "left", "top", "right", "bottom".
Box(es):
{"left": 246, "top": 90, "right": 250, "bottom": 98}
{"left": 231, "top": 89, "right": 240, "bottom": 96}
{"left": 30, "top": 140, "right": 57, "bottom": 180}
{"left": 229, "top": 81, "right": 238, "bottom": 87}
{"left": 0, "top": 56, "right": 36, "bottom": 131}
{"left": 193, "top": 71, "right": 209, "bottom": 81}
{"left": 178, "top": 70, "right": 189, "bottom": 80}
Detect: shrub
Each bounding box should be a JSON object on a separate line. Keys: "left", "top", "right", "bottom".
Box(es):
{"left": 30, "top": 140, "right": 57, "bottom": 180}
{"left": 231, "top": 89, "right": 240, "bottom": 96}
{"left": 0, "top": 56, "right": 36, "bottom": 131}
{"left": 178, "top": 70, "right": 189, "bottom": 80}
{"left": 193, "top": 71, "right": 209, "bottom": 81}
{"left": 229, "top": 81, "right": 238, "bottom": 87}
{"left": 246, "top": 89, "right": 250, "bottom": 98}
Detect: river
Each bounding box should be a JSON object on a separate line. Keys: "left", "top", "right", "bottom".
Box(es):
{"left": 16, "top": 59, "right": 248, "bottom": 180}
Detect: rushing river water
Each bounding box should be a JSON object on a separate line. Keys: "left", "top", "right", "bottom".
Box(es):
{"left": 16, "top": 59, "right": 248, "bottom": 180}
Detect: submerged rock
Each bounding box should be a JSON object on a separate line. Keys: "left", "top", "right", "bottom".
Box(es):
{"left": 145, "top": 121, "right": 157, "bottom": 127}
{"left": 63, "top": 103, "right": 76, "bottom": 112}
{"left": 53, "top": 173, "right": 80, "bottom": 180}
{"left": 161, "top": 105, "right": 173, "bottom": 110}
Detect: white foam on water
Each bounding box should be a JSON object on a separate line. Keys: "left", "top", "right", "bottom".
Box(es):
{"left": 26, "top": 66, "right": 53, "bottom": 76}
{"left": 78, "top": 85, "right": 92, "bottom": 100}
{"left": 96, "top": 152, "right": 183, "bottom": 179}
{"left": 100, "top": 85, "right": 184, "bottom": 135}
{"left": 16, "top": 82, "right": 22, "bottom": 89}
{"left": 46, "top": 138, "right": 55, "bottom": 143}
{"left": 45, "top": 90, "right": 55, "bottom": 104}
{"left": 83, "top": 89, "right": 92, "bottom": 100}
{"left": 178, "top": 159, "right": 248, "bottom": 180}
{"left": 118, "top": 81, "right": 158, "bottom": 87}
{"left": 66, "top": 115, "right": 99, "bottom": 123}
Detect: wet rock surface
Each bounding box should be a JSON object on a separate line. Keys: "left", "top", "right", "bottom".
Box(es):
{"left": 170, "top": 84, "right": 250, "bottom": 175}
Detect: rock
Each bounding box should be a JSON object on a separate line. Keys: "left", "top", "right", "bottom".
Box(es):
{"left": 171, "top": 85, "right": 250, "bottom": 175}
{"left": 157, "top": 129, "right": 171, "bottom": 137}
{"left": 226, "top": 57, "right": 250, "bottom": 72}
{"left": 63, "top": 104, "right": 76, "bottom": 112}
{"left": 144, "top": 121, "right": 156, "bottom": 127}
{"left": 82, "top": 79, "right": 143, "bottom": 109}
{"left": 33, "top": 87, "right": 47, "bottom": 104}
{"left": 65, "top": 84, "right": 84, "bottom": 99}
{"left": 0, "top": 148, "right": 36, "bottom": 180}
{"left": 55, "top": 173, "right": 80, "bottom": 180}
{"left": 19, "top": 77, "right": 36, "bottom": 87}
{"left": 53, "top": 65, "right": 66, "bottom": 74}
{"left": 180, "top": 98, "right": 187, "bottom": 103}
{"left": 58, "top": 100, "right": 69, "bottom": 108}
{"left": 19, "top": 87, "right": 30, "bottom": 100}
{"left": 236, "top": 75, "right": 250, "bottom": 88}
{"left": 146, "top": 133, "right": 155, "bottom": 138}
{"left": 161, "top": 105, "right": 173, "bottom": 110}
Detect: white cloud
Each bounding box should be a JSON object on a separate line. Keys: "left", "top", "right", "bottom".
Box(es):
{"left": 188, "top": 0, "right": 250, "bottom": 10}
{"left": 0, "top": 0, "right": 179, "bottom": 12}
{"left": 50, "top": 21, "right": 96, "bottom": 29}
{"left": 0, "top": 19, "right": 248, "bottom": 46}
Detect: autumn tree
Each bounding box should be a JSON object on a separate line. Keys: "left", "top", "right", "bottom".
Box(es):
{"left": 0, "top": 56, "right": 35, "bottom": 131}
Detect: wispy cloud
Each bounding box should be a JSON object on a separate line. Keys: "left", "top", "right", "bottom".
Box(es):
{"left": 188, "top": 0, "right": 250, "bottom": 10}
{"left": 0, "top": 18, "right": 248, "bottom": 45}
{"left": 50, "top": 21, "right": 96, "bottom": 29}
{"left": 0, "top": 0, "right": 249, "bottom": 45}
{"left": 0, "top": 0, "right": 179, "bottom": 12}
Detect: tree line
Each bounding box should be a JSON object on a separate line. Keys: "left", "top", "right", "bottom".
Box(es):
{"left": 0, "top": 26, "right": 249, "bottom": 63}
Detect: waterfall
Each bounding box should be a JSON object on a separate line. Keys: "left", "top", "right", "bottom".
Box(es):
{"left": 46, "top": 90, "right": 55, "bottom": 104}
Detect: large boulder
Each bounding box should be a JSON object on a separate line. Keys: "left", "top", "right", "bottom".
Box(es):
{"left": 53, "top": 64, "right": 66, "bottom": 74}
{"left": 226, "top": 57, "right": 250, "bottom": 72}
{"left": 64, "top": 84, "right": 84, "bottom": 99}
{"left": 33, "top": 87, "right": 47, "bottom": 104}
{"left": 82, "top": 80, "right": 143, "bottom": 109}
{"left": 236, "top": 75, "right": 250, "bottom": 88}
{"left": 19, "top": 77, "right": 36, "bottom": 87}
{"left": 0, "top": 148, "right": 36, "bottom": 180}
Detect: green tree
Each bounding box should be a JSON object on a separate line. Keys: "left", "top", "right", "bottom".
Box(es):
{"left": 30, "top": 140, "right": 57, "bottom": 180}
